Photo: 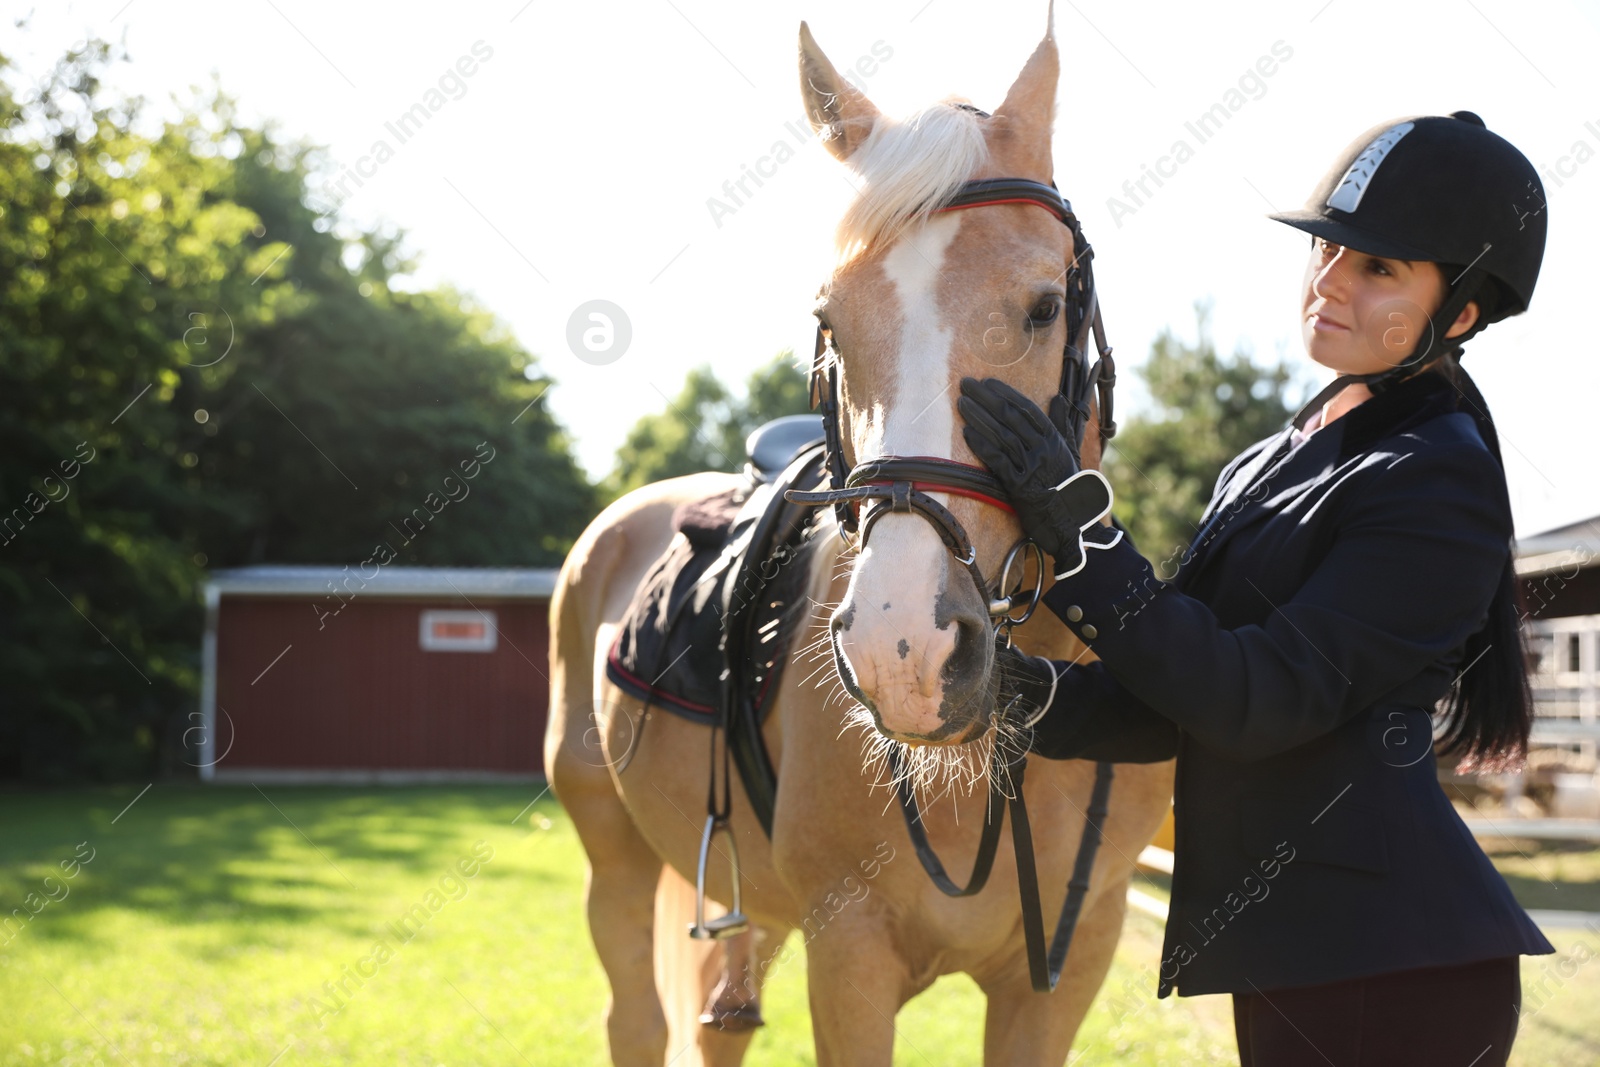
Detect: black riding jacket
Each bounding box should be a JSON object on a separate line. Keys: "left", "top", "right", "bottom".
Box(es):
{"left": 1029, "top": 367, "right": 1555, "bottom": 998}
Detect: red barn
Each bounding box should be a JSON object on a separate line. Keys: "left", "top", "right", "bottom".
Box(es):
{"left": 199, "top": 566, "right": 556, "bottom": 782}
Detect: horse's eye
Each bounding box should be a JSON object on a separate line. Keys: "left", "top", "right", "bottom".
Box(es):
{"left": 814, "top": 319, "right": 835, "bottom": 349}
{"left": 1028, "top": 297, "right": 1063, "bottom": 327}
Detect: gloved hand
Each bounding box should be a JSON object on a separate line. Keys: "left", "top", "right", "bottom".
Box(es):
{"left": 957, "top": 376, "right": 1115, "bottom": 579}
{"left": 994, "top": 640, "right": 1060, "bottom": 732}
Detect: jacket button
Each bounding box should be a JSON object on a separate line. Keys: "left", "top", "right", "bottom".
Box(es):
{"left": 1081, "top": 624, "right": 1099, "bottom": 640}
{"left": 1064, "top": 605, "right": 1084, "bottom": 622}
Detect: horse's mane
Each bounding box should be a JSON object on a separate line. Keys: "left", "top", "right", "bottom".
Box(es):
{"left": 834, "top": 101, "right": 989, "bottom": 265}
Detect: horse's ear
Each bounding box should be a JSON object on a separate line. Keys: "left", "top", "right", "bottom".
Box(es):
{"left": 799, "top": 22, "right": 881, "bottom": 163}
{"left": 993, "top": 9, "right": 1059, "bottom": 177}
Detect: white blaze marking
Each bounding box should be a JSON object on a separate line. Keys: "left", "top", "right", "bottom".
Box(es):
{"left": 877, "top": 214, "right": 962, "bottom": 460}
{"left": 846, "top": 213, "right": 962, "bottom": 681}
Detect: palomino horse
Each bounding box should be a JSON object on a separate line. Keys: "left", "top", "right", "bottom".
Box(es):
{"left": 546, "top": 17, "right": 1174, "bottom": 1067}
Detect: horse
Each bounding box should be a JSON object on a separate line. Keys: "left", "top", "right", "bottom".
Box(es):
{"left": 545, "top": 17, "right": 1175, "bottom": 1067}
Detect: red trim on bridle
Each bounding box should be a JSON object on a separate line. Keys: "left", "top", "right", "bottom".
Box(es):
{"left": 853, "top": 455, "right": 1018, "bottom": 514}
{"left": 912, "top": 196, "right": 1082, "bottom": 517}
{"left": 932, "top": 197, "right": 1069, "bottom": 223}
{"left": 856, "top": 480, "right": 1016, "bottom": 513}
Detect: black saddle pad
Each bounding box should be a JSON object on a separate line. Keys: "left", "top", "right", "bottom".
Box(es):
{"left": 672, "top": 487, "right": 745, "bottom": 549}
{"left": 605, "top": 460, "right": 823, "bottom": 724}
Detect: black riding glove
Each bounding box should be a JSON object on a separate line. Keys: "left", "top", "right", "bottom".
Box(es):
{"left": 957, "top": 376, "right": 1116, "bottom": 579}
{"left": 994, "top": 640, "right": 1061, "bottom": 734}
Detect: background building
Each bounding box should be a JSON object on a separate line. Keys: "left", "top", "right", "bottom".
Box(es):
{"left": 199, "top": 566, "right": 556, "bottom": 783}
{"left": 1516, "top": 515, "right": 1600, "bottom": 819}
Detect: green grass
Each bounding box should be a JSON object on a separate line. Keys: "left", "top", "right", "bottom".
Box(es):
{"left": 1479, "top": 836, "right": 1600, "bottom": 913}
{"left": 0, "top": 785, "right": 1595, "bottom": 1065}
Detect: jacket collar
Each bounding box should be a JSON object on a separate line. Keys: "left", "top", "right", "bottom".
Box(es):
{"left": 1175, "top": 369, "right": 1464, "bottom": 593}
{"left": 1310, "top": 368, "right": 1463, "bottom": 461}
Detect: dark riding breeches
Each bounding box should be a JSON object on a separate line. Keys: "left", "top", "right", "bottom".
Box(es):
{"left": 1232, "top": 955, "right": 1522, "bottom": 1067}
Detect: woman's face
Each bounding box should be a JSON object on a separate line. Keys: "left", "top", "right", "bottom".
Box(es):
{"left": 1300, "top": 236, "right": 1479, "bottom": 374}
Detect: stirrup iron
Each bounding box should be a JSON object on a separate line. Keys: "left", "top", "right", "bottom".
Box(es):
{"left": 688, "top": 815, "right": 750, "bottom": 940}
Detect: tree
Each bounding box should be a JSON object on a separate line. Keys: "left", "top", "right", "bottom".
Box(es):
{"left": 0, "top": 35, "right": 596, "bottom": 781}
{"left": 742, "top": 347, "right": 811, "bottom": 428}
{"left": 1104, "top": 302, "right": 1307, "bottom": 578}
{"left": 605, "top": 350, "right": 812, "bottom": 499}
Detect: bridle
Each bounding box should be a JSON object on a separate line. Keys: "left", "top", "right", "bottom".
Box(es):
{"left": 784, "top": 177, "right": 1120, "bottom": 641}
{"left": 779, "top": 176, "right": 1123, "bottom": 993}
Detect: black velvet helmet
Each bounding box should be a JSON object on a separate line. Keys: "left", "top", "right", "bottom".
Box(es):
{"left": 1270, "top": 111, "right": 1547, "bottom": 392}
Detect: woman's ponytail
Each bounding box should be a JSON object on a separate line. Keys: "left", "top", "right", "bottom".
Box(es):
{"left": 1432, "top": 354, "right": 1535, "bottom": 769}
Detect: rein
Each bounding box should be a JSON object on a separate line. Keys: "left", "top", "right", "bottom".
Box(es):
{"left": 884, "top": 743, "right": 1115, "bottom": 993}
{"left": 782, "top": 176, "right": 1121, "bottom": 993}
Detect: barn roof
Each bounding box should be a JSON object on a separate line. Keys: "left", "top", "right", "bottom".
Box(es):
{"left": 207, "top": 565, "right": 559, "bottom": 598}
{"left": 1516, "top": 514, "right": 1600, "bottom": 578}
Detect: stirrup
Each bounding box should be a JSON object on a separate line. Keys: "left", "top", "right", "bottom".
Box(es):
{"left": 688, "top": 814, "right": 751, "bottom": 940}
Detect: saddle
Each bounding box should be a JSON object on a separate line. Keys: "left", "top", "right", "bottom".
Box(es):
{"left": 605, "top": 418, "right": 827, "bottom": 831}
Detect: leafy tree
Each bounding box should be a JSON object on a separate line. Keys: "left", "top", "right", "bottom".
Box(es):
{"left": 607, "top": 366, "right": 740, "bottom": 496}
{"left": 0, "top": 36, "right": 594, "bottom": 781}
{"left": 742, "top": 347, "right": 811, "bottom": 428}
{"left": 606, "top": 350, "right": 812, "bottom": 499}
{"left": 1104, "top": 302, "right": 1306, "bottom": 577}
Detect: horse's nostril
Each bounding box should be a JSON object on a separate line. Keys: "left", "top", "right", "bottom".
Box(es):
{"left": 944, "top": 613, "right": 992, "bottom": 686}
{"left": 830, "top": 603, "right": 854, "bottom": 638}
{"left": 831, "top": 629, "right": 876, "bottom": 713}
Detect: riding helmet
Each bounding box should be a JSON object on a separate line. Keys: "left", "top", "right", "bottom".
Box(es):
{"left": 1269, "top": 111, "right": 1547, "bottom": 391}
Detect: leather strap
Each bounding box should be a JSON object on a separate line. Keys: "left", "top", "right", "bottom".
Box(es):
{"left": 887, "top": 744, "right": 1005, "bottom": 896}
{"left": 784, "top": 172, "right": 1125, "bottom": 995}
{"left": 1008, "top": 757, "right": 1116, "bottom": 991}
{"left": 797, "top": 175, "right": 1119, "bottom": 547}
{"left": 888, "top": 746, "right": 1117, "bottom": 992}
{"left": 936, "top": 177, "right": 1076, "bottom": 222}
{"left": 849, "top": 455, "right": 1014, "bottom": 511}
{"left": 719, "top": 446, "right": 832, "bottom": 836}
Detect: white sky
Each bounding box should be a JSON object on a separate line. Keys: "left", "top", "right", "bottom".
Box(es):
{"left": 9, "top": 0, "right": 1600, "bottom": 540}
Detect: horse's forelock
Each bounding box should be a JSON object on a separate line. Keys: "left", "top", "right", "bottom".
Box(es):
{"left": 834, "top": 101, "right": 990, "bottom": 266}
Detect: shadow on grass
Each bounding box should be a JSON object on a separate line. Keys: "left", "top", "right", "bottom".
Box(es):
{"left": 0, "top": 783, "right": 560, "bottom": 947}
{"left": 1479, "top": 839, "right": 1600, "bottom": 914}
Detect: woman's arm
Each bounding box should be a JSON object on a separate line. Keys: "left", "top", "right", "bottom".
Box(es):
{"left": 1018, "top": 653, "right": 1181, "bottom": 762}
{"left": 1038, "top": 439, "right": 1512, "bottom": 761}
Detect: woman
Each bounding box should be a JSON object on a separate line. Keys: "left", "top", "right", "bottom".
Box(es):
{"left": 958, "top": 111, "right": 1555, "bottom": 1066}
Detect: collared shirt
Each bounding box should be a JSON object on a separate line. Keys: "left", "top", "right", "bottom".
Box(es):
{"left": 1288, "top": 403, "right": 1328, "bottom": 448}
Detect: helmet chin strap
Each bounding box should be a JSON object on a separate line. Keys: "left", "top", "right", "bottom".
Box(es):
{"left": 1361, "top": 266, "right": 1486, "bottom": 395}
{"left": 1290, "top": 266, "right": 1486, "bottom": 429}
